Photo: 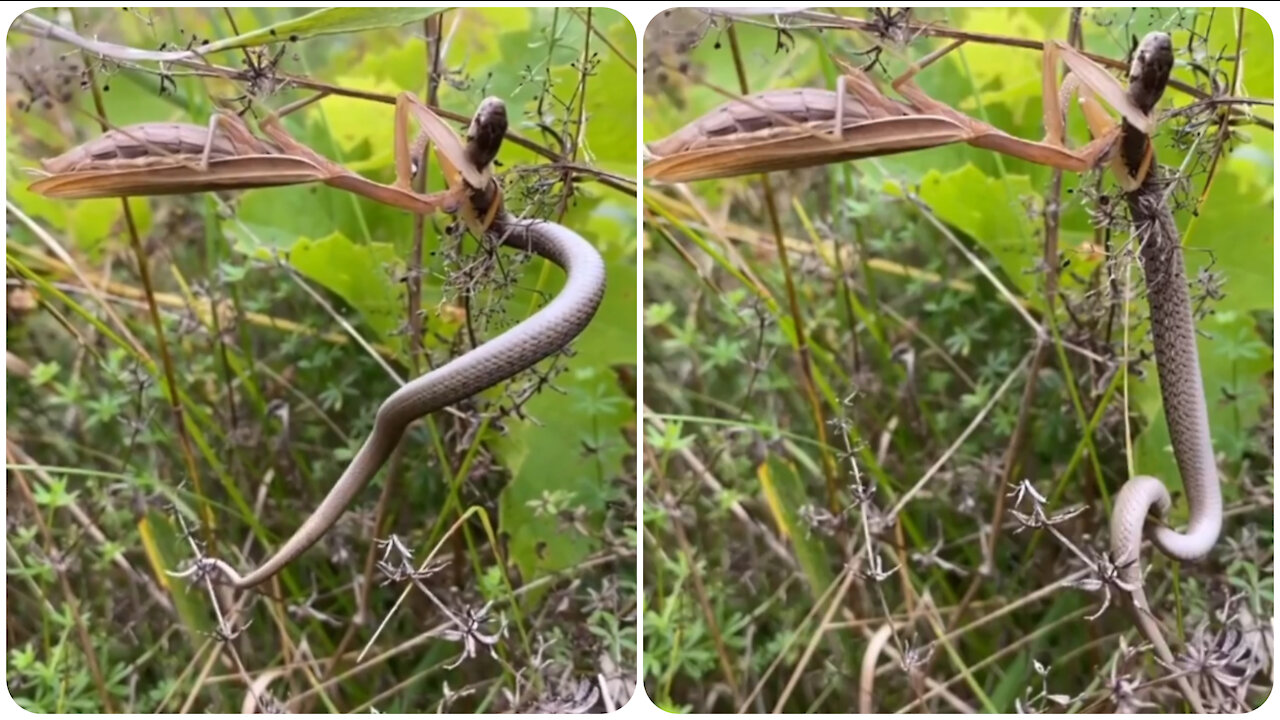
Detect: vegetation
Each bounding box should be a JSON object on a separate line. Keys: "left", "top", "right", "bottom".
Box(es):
{"left": 642, "top": 7, "right": 1271, "bottom": 713}
{"left": 7, "top": 7, "right": 636, "bottom": 712}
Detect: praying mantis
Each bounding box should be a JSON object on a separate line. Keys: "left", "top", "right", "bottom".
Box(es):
{"left": 29, "top": 90, "right": 501, "bottom": 235}
{"left": 644, "top": 36, "right": 1156, "bottom": 190}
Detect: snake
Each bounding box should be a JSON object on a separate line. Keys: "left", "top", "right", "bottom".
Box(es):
{"left": 199, "top": 211, "right": 606, "bottom": 589}
{"left": 1105, "top": 32, "right": 1219, "bottom": 712}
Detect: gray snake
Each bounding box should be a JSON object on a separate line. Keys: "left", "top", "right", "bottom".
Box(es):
{"left": 202, "top": 212, "right": 606, "bottom": 589}
{"left": 1108, "top": 32, "right": 1219, "bottom": 712}
{"left": 645, "top": 28, "right": 1222, "bottom": 712}
{"left": 201, "top": 100, "right": 609, "bottom": 589}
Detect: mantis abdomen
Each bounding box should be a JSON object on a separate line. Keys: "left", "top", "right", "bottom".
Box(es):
{"left": 40, "top": 121, "right": 274, "bottom": 174}
{"left": 28, "top": 116, "right": 331, "bottom": 200}
{"left": 647, "top": 87, "right": 911, "bottom": 156}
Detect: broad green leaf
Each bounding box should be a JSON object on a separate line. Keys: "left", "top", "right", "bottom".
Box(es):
{"left": 951, "top": 8, "right": 1066, "bottom": 125}
{"left": 906, "top": 165, "right": 1041, "bottom": 293}
{"left": 312, "top": 76, "right": 406, "bottom": 172}
{"left": 224, "top": 185, "right": 347, "bottom": 246}
{"left": 758, "top": 455, "right": 834, "bottom": 598}
{"left": 1203, "top": 9, "right": 1274, "bottom": 166}
{"left": 1181, "top": 165, "right": 1273, "bottom": 314}
{"left": 555, "top": 11, "right": 638, "bottom": 175}
{"left": 497, "top": 215, "right": 637, "bottom": 584}
{"left": 355, "top": 36, "right": 430, "bottom": 92}
{"left": 496, "top": 363, "right": 631, "bottom": 586}
{"left": 67, "top": 198, "right": 153, "bottom": 260}
{"left": 285, "top": 231, "right": 407, "bottom": 351}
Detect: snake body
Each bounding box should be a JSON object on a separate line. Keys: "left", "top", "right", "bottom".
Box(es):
{"left": 206, "top": 214, "right": 606, "bottom": 589}
{"left": 1110, "top": 190, "right": 1222, "bottom": 573}
{"left": 1107, "top": 32, "right": 1218, "bottom": 713}
{"left": 1110, "top": 182, "right": 1218, "bottom": 712}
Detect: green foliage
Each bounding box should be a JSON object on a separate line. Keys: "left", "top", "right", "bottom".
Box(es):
{"left": 497, "top": 204, "right": 638, "bottom": 584}
{"left": 7, "top": 7, "right": 635, "bottom": 712}
{"left": 643, "top": 6, "right": 1271, "bottom": 713}
{"left": 287, "top": 231, "right": 413, "bottom": 350}
{"left": 199, "top": 7, "right": 449, "bottom": 54}
{"left": 758, "top": 456, "right": 834, "bottom": 598}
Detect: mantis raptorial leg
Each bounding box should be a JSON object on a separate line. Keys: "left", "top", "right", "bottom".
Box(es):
{"left": 876, "top": 37, "right": 1133, "bottom": 172}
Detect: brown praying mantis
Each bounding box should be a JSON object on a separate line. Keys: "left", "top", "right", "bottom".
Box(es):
{"left": 644, "top": 36, "right": 1157, "bottom": 190}
{"left": 28, "top": 90, "right": 503, "bottom": 237}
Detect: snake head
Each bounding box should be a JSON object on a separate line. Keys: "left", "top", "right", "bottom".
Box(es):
{"left": 1127, "top": 32, "right": 1173, "bottom": 115}
{"left": 466, "top": 97, "right": 507, "bottom": 172}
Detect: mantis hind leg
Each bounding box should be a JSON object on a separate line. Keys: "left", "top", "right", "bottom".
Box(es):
{"left": 883, "top": 39, "right": 981, "bottom": 122}
{"left": 831, "top": 74, "right": 846, "bottom": 141}
{"left": 889, "top": 38, "right": 967, "bottom": 93}
{"left": 255, "top": 111, "right": 348, "bottom": 180}
{"left": 197, "top": 113, "right": 226, "bottom": 171}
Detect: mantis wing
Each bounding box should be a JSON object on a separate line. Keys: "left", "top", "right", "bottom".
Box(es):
{"left": 645, "top": 115, "right": 971, "bottom": 183}
{"left": 27, "top": 156, "right": 329, "bottom": 199}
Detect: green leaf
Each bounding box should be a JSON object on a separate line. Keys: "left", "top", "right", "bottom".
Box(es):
{"left": 200, "top": 8, "right": 447, "bottom": 55}
{"left": 568, "top": 11, "right": 638, "bottom": 176}
{"left": 67, "top": 198, "right": 153, "bottom": 260}
{"left": 497, "top": 232, "right": 637, "bottom": 585}
{"left": 757, "top": 455, "right": 833, "bottom": 599}
{"left": 644, "top": 301, "right": 676, "bottom": 327}
{"left": 312, "top": 76, "right": 409, "bottom": 173}
{"left": 907, "top": 165, "right": 1045, "bottom": 296}
{"left": 1181, "top": 165, "right": 1273, "bottom": 315}
{"left": 29, "top": 361, "right": 60, "bottom": 387}
{"left": 32, "top": 477, "right": 76, "bottom": 508}
{"left": 990, "top": 651, "right": 1030, "bottom": 712}
{"left": 138, "top": 509, "right": 211, "bottom": 637}
{"left": 284, "top": 231, "right": 407, "bottom": 350}
{"left": 951, "top": 8, "right": 1068, "bottom": 124}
